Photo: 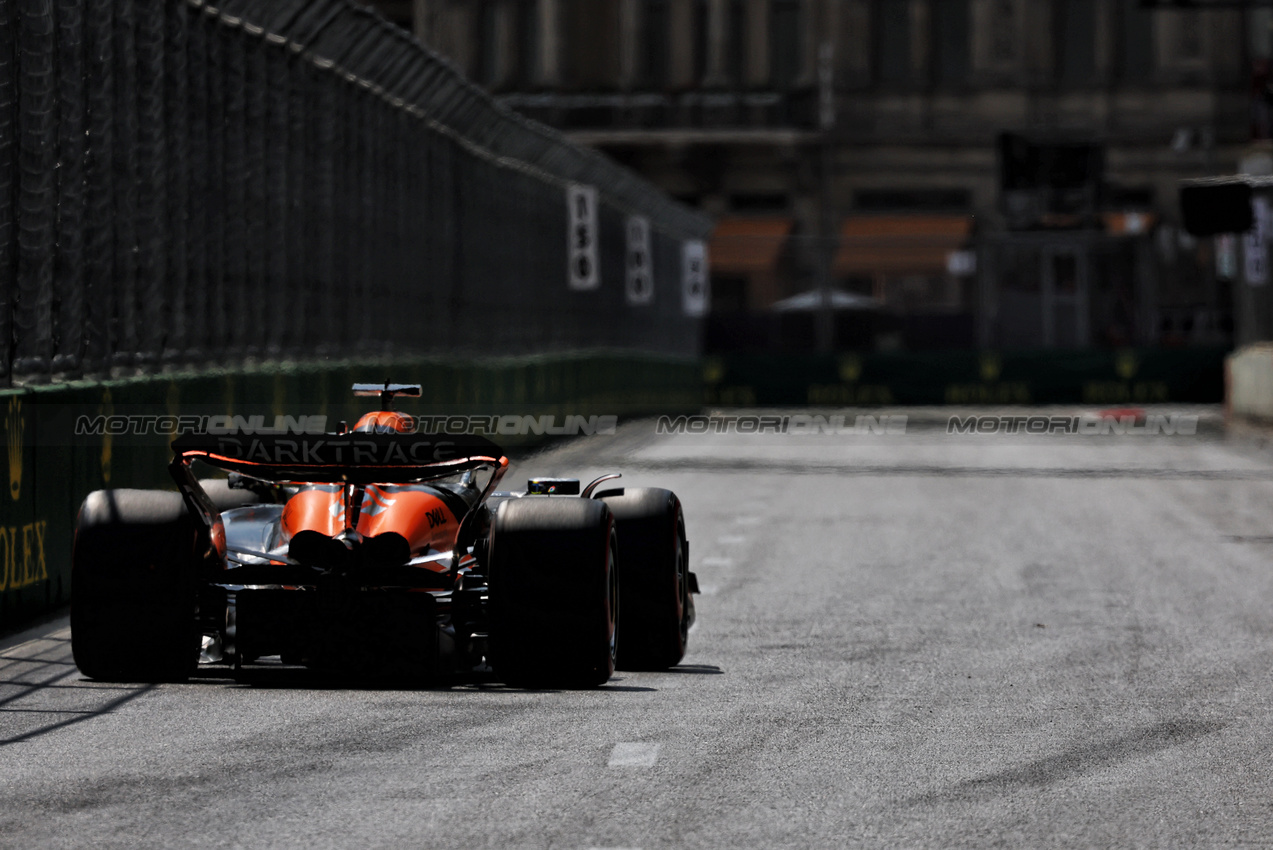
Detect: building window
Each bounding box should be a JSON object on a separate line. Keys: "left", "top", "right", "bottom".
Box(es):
{"left": 932, "top": 0, "right": 971, "bottom": 87}
{"left": 1177, "top": 15, "right": 1202, "bottom": 61}
{"left": 990, "top": 0, "right": 1016, "bottom": 64}
{"left": 644, "top": 0, "right": 672, "bottom": 89}
{"left": 875, "top": 0, "right": 911, "bottom": 86}
{"left": 564, "top": 0, "right": 622, "bottom": 89}
{"left": 1057, "top": 0, "right": 1097, "bottom": 86}
{"left": 478, "top": 0, "right": 501, "bottom": 87}
{"left": 770, "top": 0, "right": 802, "bottom": 89}
{"left": 1119, "top": 0, "right": 1155, "bottom": 84}
{"left": 692, "top": 0, "right": 708, "bottom": 83}
{"left": 971, "top": 0, "right": 1023, "bottom": 75}
{"left": 728, "top": 0, "right": 747, "bottom": 87}
{"left": 514, "top": 0, "right": 540, "bottom": 87}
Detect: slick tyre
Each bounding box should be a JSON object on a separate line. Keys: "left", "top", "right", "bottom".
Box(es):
{"left": 71, "top": 490, "right": 205, "bottom": 682}
{"left": 596, "top": 487, "right": 691, "bottom": 670}
{"left": 487, "top": 498, "right": 618, "bottom": 688}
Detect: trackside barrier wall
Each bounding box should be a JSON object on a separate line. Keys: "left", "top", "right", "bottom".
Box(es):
{"left": 0, "top": 354, "right": 700, "bottom": 632}
{"left": 0, "top": 0, "right": 713, "bottom": 384}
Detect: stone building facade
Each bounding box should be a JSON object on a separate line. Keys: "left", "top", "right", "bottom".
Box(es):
{"left": 365, "top": 0, "right": 1257, "bottom": 351}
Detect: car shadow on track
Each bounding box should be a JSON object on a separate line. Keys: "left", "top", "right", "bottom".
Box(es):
{"left": 193, "top": 664, "right": 479, "bottom": 692}
{"left": 189, "top": 660, "right": 723, "bottom": 691}
{"left": 191, "top": 664, "right": 668, "bottom": 693}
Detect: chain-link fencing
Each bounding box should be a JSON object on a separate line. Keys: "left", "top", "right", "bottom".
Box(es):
{"left": 0, "top": 0, "right": 713, "bottom": 386}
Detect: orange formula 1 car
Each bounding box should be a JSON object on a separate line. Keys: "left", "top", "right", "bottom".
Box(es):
{"left": 70, "top": 383, "right": 697, "bottom": 687}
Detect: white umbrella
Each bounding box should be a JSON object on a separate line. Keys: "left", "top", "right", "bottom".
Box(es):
{"left": 770, "top": 289, "right": 882, "bottom": 312}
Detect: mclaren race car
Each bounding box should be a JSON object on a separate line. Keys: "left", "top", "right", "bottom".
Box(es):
{"left": 71, "top": 383, "right": 697, "bottom": 687}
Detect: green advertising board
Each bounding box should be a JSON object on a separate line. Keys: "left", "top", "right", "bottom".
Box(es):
{"left": 702, "top": 349, "right": 1227, "bottom": 407}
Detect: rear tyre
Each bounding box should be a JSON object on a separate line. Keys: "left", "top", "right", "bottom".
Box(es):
{"left": 596, "top": 487, "right": 691, "bottom": 670}
{"left": 71, "top": 490, "right": 205, "bottom": 682}
{"left": 487, "top": 498, "right": 617, "bottom": 688}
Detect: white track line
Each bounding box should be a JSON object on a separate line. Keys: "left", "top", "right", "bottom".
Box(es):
{"left": 608, "top": 742, "right": 661, "bottom": 767}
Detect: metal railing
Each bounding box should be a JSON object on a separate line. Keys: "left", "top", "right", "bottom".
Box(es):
{"left": 0, "top": 0, "right": 713, "bottom": 386}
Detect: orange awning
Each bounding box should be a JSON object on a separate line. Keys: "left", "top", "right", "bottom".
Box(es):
{"left": 709, "top": 217, "right": 793, "bottom": 273}
{"left": 834, "top": 215, "right": 973, "bottom": 275}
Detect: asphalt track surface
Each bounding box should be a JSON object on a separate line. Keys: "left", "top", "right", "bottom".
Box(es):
{"left": 6, "top": 406, "right": 1273, "bottom": 848}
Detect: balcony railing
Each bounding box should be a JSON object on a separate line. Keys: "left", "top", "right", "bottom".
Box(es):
{"left": 497, "top": 89, "right": 819, "bottom": 133}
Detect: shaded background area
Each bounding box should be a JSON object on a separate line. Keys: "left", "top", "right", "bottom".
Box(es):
{"left": 0, "top": 0, "right": 712, "bottom": 384}
{"left": 376, "top": 0, "right": 1259, "bottom": 355}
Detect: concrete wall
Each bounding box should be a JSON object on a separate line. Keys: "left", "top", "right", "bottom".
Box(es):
{"left": 1227, "top": 343, "right": 1273, "bottom": 422}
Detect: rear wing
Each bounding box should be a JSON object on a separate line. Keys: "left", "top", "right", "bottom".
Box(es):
{"left": 170, "top": 431, "right": 505, "bottom": 485}
{"left": 168, "top": 432, "right": 509, "bottom": 550}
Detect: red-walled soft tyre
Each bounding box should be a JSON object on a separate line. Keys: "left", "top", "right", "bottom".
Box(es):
{"left": 596, "top": 487, "right": 691, "bottom": 671}
{"left": 71, "top": 490, "right": 205, "bottom": 682}
{"left": 487, "top": 498, "right": 618, "bottom": 688}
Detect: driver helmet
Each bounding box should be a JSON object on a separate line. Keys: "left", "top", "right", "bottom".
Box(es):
{"left": 352, "top": 410, "right": 415, "bottom": 434}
